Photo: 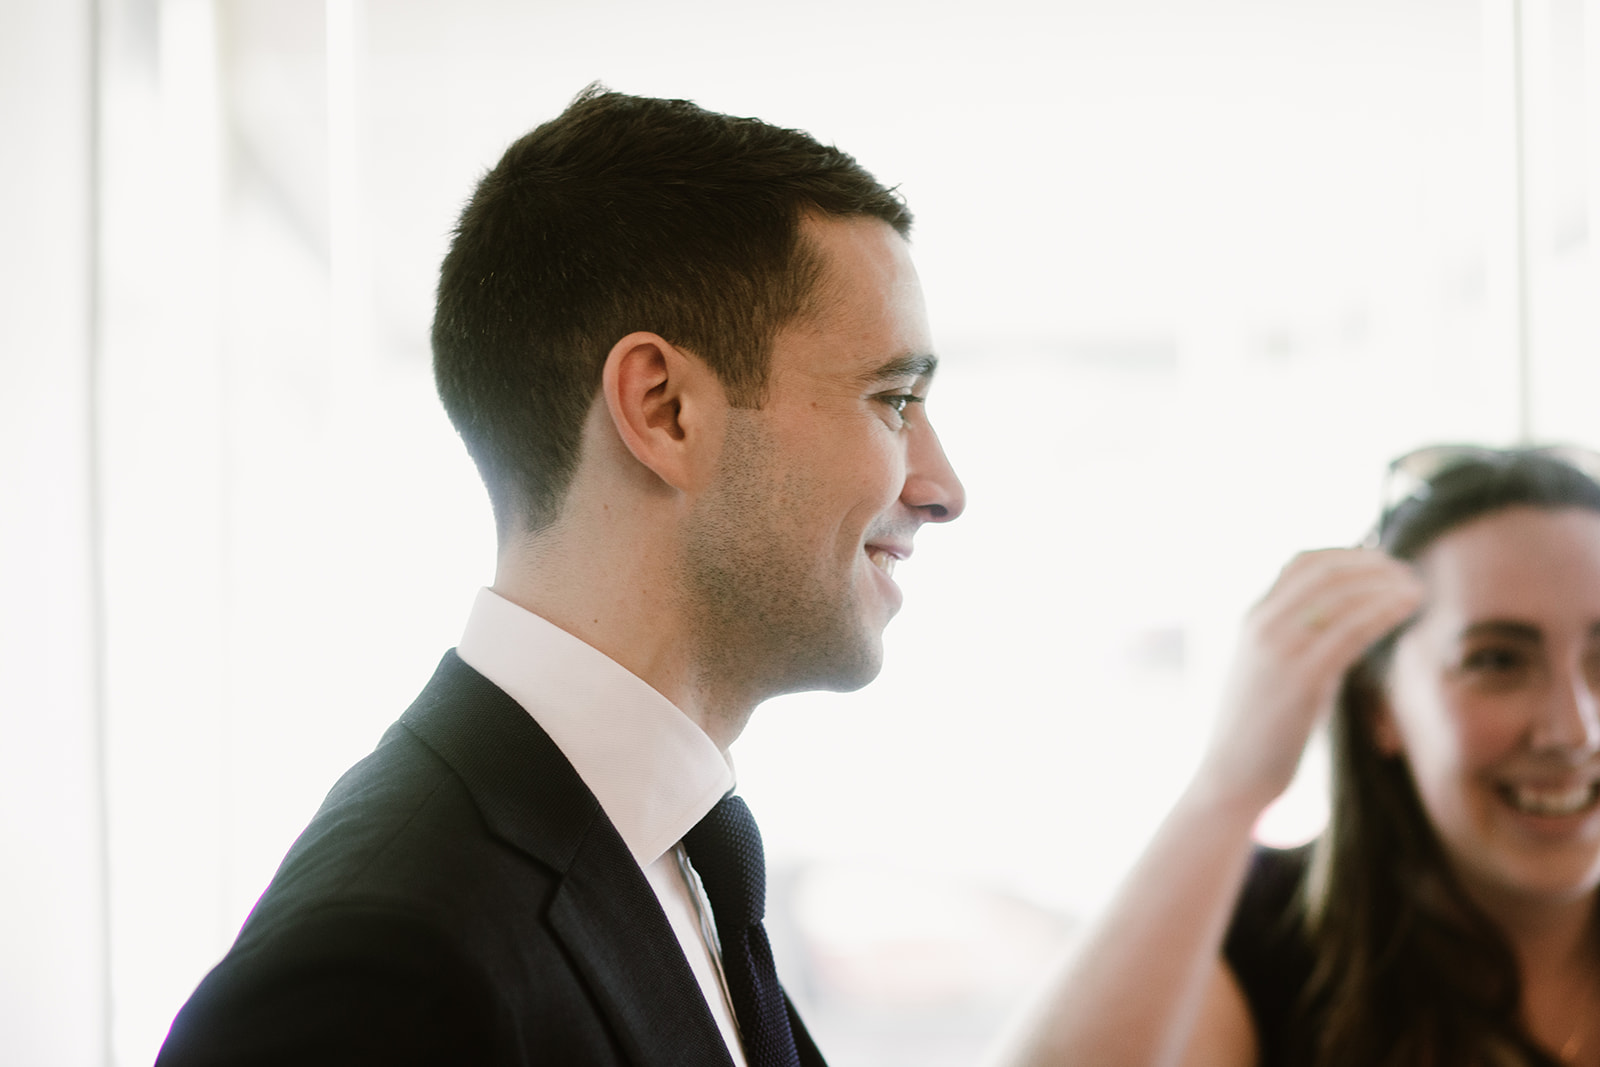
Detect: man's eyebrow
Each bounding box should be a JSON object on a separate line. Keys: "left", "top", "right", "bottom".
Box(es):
{"left": 856, "top": 353, "right": 939, "bottom": 386}
{"left": 1459, "top": 620, "right": 1543, "bottom": 643}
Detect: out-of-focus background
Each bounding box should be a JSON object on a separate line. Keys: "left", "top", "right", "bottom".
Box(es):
{"left": 5, "top": 1, "right": 1598, "bottom": 1064}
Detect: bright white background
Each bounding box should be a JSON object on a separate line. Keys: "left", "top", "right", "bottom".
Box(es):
{"left": 5, "top": 1, "right": 1600, "bottom": 1064}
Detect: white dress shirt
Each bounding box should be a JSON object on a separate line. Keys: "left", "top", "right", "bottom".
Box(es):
{"left": 455, "top": 588, "right": 750, "bottom": 1066}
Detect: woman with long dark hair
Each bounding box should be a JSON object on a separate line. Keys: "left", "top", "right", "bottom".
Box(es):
{"left": 1001, "top": 447, "right": 1600, "bottom": 1066}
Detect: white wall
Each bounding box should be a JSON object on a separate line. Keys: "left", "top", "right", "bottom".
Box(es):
{"left": 0, "top": 1, "right": 109, "bottom": 1064}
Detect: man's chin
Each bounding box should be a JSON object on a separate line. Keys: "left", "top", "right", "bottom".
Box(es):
{"left": 817, "top": 666, "right": 881, "bottom": 695}
{"left": 765, "top": 631, "right": 885, "bottom": 698}
{"left": 811, "top": 633, "right": 886, "bottom": 694}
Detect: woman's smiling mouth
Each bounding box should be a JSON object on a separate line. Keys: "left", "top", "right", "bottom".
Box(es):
{"left": 1498, "top": 780, "right": 1600, "bottom": 817}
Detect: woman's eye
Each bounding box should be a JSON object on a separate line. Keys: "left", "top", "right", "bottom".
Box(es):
{"left": 1462, "top": 646, "right": 1525, "bottom": 674}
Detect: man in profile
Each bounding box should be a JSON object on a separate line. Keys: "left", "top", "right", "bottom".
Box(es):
{"left": 158, "top": 85, "right": 964, "bottom": 1065}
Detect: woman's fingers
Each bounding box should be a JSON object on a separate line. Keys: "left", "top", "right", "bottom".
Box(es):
{"left": 1293, "top": 563, "right": 1424, "bottom": 694}
{"left": 1253, "top": 549, "right": 1421, "bottom": 645}
{"left": 1204, "top": 549, "right": 1425, "bottom": 804}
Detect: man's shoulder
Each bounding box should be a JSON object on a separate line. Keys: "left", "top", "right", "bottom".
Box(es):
{"left": 157, "top": 653, "right": 648, "bottom": 1065}
{"left": 240, "top": 717, "right": 538, "bottom": 947}
{"left": 159, "top": 891, "right": 643, "bottom": 1066}
{"left": 239, "top": 651, "right": 597, "bottom": 950}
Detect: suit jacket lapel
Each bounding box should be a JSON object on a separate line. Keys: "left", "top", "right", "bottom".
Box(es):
{"left": 401, "top": 651, "right": 736, "bottom": 1066}
{"left": 550, "top": 838, "right": 736, "bottom": 1067}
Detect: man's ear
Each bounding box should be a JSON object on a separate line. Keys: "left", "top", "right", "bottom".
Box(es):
{"left": 600, "top": 331, "right": 722, "bottom": 491}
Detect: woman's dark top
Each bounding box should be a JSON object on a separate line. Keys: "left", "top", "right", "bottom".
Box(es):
{"left": 1222, "top": 844, "right": 1318, "bottom": 1067}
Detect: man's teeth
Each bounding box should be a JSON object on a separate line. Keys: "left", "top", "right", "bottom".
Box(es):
{"left": 866, "top": 548, "right": 895, "bottom": 577}
{"left": 1503, "top": 782, "right": 1600, "bottom": 816}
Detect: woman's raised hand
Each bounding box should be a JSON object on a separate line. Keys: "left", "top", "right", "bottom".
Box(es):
{"left": 1199, "top": 548, "right": 1425, "bottom": 809}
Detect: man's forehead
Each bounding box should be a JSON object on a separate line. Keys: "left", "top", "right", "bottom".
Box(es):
{"left": 781, "top": 217, "right": 933, "bottom": 375}
{"left": 799, "top": 214, "right": 920, "bottom": 297}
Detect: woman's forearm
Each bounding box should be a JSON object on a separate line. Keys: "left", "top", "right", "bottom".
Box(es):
{"left": 992, "top": 548, "right": 1424, "bottom": 1067}
{"left": 991, "top": 774, "right": 1264, "bottom": 1067}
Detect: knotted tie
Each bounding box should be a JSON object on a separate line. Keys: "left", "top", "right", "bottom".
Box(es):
{"left": 682, "top": 795, "right": 802, "bottom": 1067}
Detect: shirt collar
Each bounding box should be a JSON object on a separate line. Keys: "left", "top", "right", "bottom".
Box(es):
{"left": 454, "top": 587, "right": 734, "bottom": 868}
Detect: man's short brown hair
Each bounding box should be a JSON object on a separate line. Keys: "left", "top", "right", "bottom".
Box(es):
{"left": 432, "top": 86, "right": 913, "bottom": 537}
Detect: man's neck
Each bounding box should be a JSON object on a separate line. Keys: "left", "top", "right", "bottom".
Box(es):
{"left": 492, "top": 541, "right": 757, "bottom": 753}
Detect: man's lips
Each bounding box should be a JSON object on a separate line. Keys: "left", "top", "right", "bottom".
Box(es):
{"left": 864, "top": 542, "right": 910, "bottom": 578}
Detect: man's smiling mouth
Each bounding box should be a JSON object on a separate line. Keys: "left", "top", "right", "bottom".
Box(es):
{"left": 865, "top": 546, "right": 897, "bottom": 577}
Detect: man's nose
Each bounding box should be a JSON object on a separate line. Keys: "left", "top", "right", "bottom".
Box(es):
{"left": 902, "top": 421, "right": 965, "bottom": 523}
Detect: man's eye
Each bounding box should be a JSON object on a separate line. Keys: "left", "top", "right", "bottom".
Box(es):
{"left": 880, "top": 394, "right": 921, "bottom": 416}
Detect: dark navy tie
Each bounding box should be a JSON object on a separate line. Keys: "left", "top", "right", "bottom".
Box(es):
{"left": 682, "top": 795, "right": 802, "bottom": 1067}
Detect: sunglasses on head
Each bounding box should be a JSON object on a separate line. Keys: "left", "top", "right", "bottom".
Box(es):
{"left": 1364, "top": 443, "right": 1600, "bottom": 548}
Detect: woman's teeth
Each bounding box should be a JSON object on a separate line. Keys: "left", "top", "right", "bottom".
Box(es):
{"left": 866, "top": 547, "right": 895, "bottom": 576}
{"left": 1502, "top": 782, "right": 1600, "bottom": 816}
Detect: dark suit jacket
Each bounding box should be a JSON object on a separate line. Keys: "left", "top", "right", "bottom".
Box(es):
{"left": 157, "top": 651, "right": 825, "bottom": 1066}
